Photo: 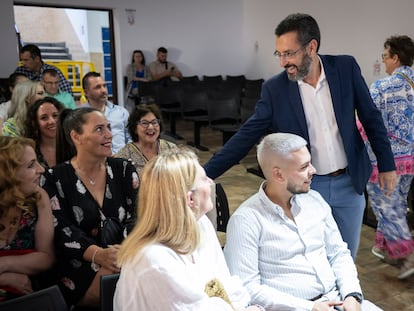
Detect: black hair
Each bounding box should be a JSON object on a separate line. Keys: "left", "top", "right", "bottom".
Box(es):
{"left": 275, "top": 13, "right": 321, "bottom": 52}
{"left": 56, "top": 107, "right": 101, "bottom": 164}
{"left": 21, "top": 44, "right": 42, "bottom": 60}
{"left": 131, "top": 50, "right": 146, "bottom": 65}
{"left": 24, "top": 97, "right": 65, "bottom": 146}
{"left": 157, "top": 47, "right": 168, "bottom": 54}
{"left": 82, "top": 71, "right": 101, "bottom": 91}
{"left": 384, "top": 35, "right": 414, "bottom": 67}
{"left": 127, "top": 103, "right": 163, "bottom": 142}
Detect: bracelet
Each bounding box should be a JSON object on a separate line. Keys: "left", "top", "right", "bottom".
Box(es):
{"left": 91, "top": 248, "right": 101, "bottom": 272}
{"left": 250, "top": 304, "right": 265, "bottom": 311}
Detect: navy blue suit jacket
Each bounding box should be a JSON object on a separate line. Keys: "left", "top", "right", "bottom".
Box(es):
{"left": 204, "top": 55, "right": 395, "bottom": 194}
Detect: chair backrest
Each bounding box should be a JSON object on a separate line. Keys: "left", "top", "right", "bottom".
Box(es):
{"left": 201, "top": 75, "right": 224, "bottom": 90}
{"left": 0, "top": 285, "right": 67, "bottom": 311}
{"left": 139, "top": 81, "right": 159, "bottom": 98}
{"left": 240, "top": 97, "right": 257, "bottom": 123}
{"left": 181, "top": 90, "right": 209, "bottom": 116}
{"left": 156, "top": 83, "right": 182, "bottom": 108}
{"left": 100, "top": 273, "right": 120, "bottom": 311}
{"left": 207, "top": 97, "right": 240, "bottom": 126}
{"left": 216, "top": 183, "right": 230, "bottom": 232}
{"left": 181, "top": 75, "right": 200, "bottom": 85}
{"left": 244, "top": 78, "right": 264, "bottom": 90}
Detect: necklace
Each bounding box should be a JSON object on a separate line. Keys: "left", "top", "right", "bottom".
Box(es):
{"left": 73, "top": 161, "right": 104, "bottom": 186}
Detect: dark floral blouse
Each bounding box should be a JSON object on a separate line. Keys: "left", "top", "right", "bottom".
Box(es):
{"left": 42, "top": 157, "right": 138, "bottom": 307}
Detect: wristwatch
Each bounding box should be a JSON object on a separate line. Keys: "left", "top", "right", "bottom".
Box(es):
{"left": 344, "top": 292, "right": 363, "bottom": 304}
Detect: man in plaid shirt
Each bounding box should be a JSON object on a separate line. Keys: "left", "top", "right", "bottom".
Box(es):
{"left": 15, "top": 44, "right": 73, "bottom": 96}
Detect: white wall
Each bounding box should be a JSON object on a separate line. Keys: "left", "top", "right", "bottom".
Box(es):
{"left": 2, "top": 0, "right": 414, "bottom": 105}
{"left": 1, "top": 1, "right": 20, "bottom": 76}
{"left": 242, "top": 0, "right": 414, "bottom": 86}
{"left": 66, "top": 9, "right": 89, "bottom": 52}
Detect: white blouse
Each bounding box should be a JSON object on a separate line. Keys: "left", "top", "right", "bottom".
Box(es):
{"left": 114, "top": 215, "right": 251, "bottom": 311}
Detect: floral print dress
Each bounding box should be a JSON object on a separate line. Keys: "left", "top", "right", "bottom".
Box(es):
{"left": 42, "top": 157, "right": 138, "bottom": 307}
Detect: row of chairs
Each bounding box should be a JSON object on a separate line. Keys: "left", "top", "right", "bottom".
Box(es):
{"left": 139, "top": 76, "right": 263, "bottom": 150}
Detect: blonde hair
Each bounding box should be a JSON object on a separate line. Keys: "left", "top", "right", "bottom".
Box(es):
{"left": 8, "top": 81, "right": 43, "bottom": 132}
{"left": 118, "top": 147, "right": 201, "bottom": 265}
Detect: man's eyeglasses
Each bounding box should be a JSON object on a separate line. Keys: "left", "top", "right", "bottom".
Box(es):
{"left": 43, "top": 81, "right": 60, "bottom": 86}
{"left": 273, "top": 41, "right": 310, "bottom": 60}
{"left": 137, "top": 119, "right": 160, "bottom": 128}
{"left": 381, "top": 53, "right": 390, "bottom": 60}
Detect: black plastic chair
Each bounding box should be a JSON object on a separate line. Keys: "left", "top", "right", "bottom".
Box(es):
{"left": 243, "top": 78, "right": 264, "bottom": 99}
{"left": 181, "top": 75, "right": 200, "bottom": 87}
{"left": 156, "top": 83, "right": 184, "bottom": 140}
{"left": 138, "top": 81, "right": 159, "bottom": 104}
{"left": 201, "top": 75, "right": 224, "bottom": 91}
{"left": 207, "top": 97, "right": 241, "bottom": 145}
{"left": 216, "top": 183, "right": 230, "bottom": 233}
{"left": 0, "top": 285, "right": 68, "bottom": 311}
{"left": 100, "top": 274, "right": 120, "bottom": 311}
{"left": 225, "top": 74, "right": 245, "bottom": 93}
{"left": 181, "top": 89, "right": 210, "bottom": 151}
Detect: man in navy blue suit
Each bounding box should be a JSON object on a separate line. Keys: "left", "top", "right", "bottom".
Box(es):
{"left": 204, "top": 13, "right": 397, "bottom": 260}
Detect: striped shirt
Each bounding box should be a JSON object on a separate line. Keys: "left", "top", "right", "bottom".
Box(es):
{"left": 224, "top": 183, "right": 362, "bottom": 310}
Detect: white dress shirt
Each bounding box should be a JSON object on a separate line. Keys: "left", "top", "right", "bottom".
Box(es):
{"left": 224, "top": 182, "right": 362, "bottom": 310}
{"left": 114, "top": 216, "right": 251, "bottom": 311}
{"left": 298, "top": 58, "right": 348, "bottom": 174}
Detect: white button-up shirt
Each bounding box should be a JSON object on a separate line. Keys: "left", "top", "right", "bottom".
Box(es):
{"left": 224, "top": 182, "right": 362, "bottom": 310}
{"left": 298, "top": 59, "right": 348, "bottom": 174}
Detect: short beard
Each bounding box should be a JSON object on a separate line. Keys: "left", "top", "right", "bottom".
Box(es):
{"left": 286, "top": 53, "right": 312, "bottom": 81}
{"left": 286, "top": 181, "right": 309, "bottom": 195}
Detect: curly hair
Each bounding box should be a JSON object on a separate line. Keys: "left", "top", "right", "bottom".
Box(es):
{"left": 23, "top": 97, "right": 64, "bottom": 146}
{"left": 127, "top": 103, "right": 164, "bottom": 142}
{"left": 384, "top": 35, "right": 414, "bottom": 67}
{"left": 0, "top": 136, "right": 39, "bottom": 218}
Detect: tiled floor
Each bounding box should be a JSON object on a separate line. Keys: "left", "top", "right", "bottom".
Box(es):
{"left": 166, "top": 116, "right": 414, "bottom": 310}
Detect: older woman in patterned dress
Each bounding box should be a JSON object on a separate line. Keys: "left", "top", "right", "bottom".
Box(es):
{"left": 365, "top": 35, "right": 414, "bottom": 279}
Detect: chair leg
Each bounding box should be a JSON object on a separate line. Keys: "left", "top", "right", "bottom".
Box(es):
{"left": 163, "top": 112, "right": 184, "bottom": 140}
{"left": 187, "top": 122, "right": 209, "bottom": 151}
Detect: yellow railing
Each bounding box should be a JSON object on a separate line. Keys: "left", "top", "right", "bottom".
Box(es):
{"left": 47, "top": 61, "right": 95, "bottom": 103}
{"left": 19, "top": 60, "right": 95, "bottom": 103}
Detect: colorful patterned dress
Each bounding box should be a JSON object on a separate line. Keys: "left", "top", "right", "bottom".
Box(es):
{"left": 365, "top": 65, "right": 414, "bottom": 259}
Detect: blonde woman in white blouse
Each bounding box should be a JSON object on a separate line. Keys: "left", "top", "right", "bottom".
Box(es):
{"left": 115, "top": 148, "right": 264, "bottom": 311}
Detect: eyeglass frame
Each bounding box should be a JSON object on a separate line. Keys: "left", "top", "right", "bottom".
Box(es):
{"left": 381, "top": 52, "right": 391, "bottom": 60}
{"left": 42, "top": 80, "right": 60, "bottom": 86}
{"left": 137, "top": 118, "right": 161, "bottom": 128}
{"left": 273, "top": 40, "right": 312, "bottom": 60}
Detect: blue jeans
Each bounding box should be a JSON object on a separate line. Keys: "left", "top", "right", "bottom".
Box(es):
{"left": 311, "top": 172, "right": 365, "bottom": 260}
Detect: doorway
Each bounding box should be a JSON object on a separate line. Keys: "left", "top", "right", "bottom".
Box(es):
{"left": 13, "top": 3, "right": 117, "bottom": 101}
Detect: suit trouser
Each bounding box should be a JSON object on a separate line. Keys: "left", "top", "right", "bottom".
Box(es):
{"left": 311, "top": 172, "right": 365, "bottom": 260}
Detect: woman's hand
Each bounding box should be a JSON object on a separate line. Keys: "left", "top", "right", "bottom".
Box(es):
{"left": 0, "top": 272, "right": 33, "bottom": 295}
{"left": 95, "top": 245, "right": 121, "bottom": 273}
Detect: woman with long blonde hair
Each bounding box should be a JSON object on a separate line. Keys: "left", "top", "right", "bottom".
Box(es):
{"left": 2, "top": 81, "right": 45, "bottom": 137}
{"left": 115, "top": 147, "right": 263, "bottom": 311}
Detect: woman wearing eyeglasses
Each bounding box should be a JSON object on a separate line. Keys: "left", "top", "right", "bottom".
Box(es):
{"left": 114, "top": 103, "right": 176, "bottom": 180}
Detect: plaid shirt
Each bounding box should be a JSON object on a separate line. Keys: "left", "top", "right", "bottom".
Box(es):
{"left": 15, "top": 62, "right": 73, "bottom": 95}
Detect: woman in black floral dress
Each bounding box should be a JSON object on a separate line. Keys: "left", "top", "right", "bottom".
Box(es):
{"left": 42, "top": 107, "right": 139, "bottom": 308}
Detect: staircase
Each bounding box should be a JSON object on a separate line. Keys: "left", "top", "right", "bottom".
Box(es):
{"left": 26, "top": 41, "right": 72, "bottom": 61}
